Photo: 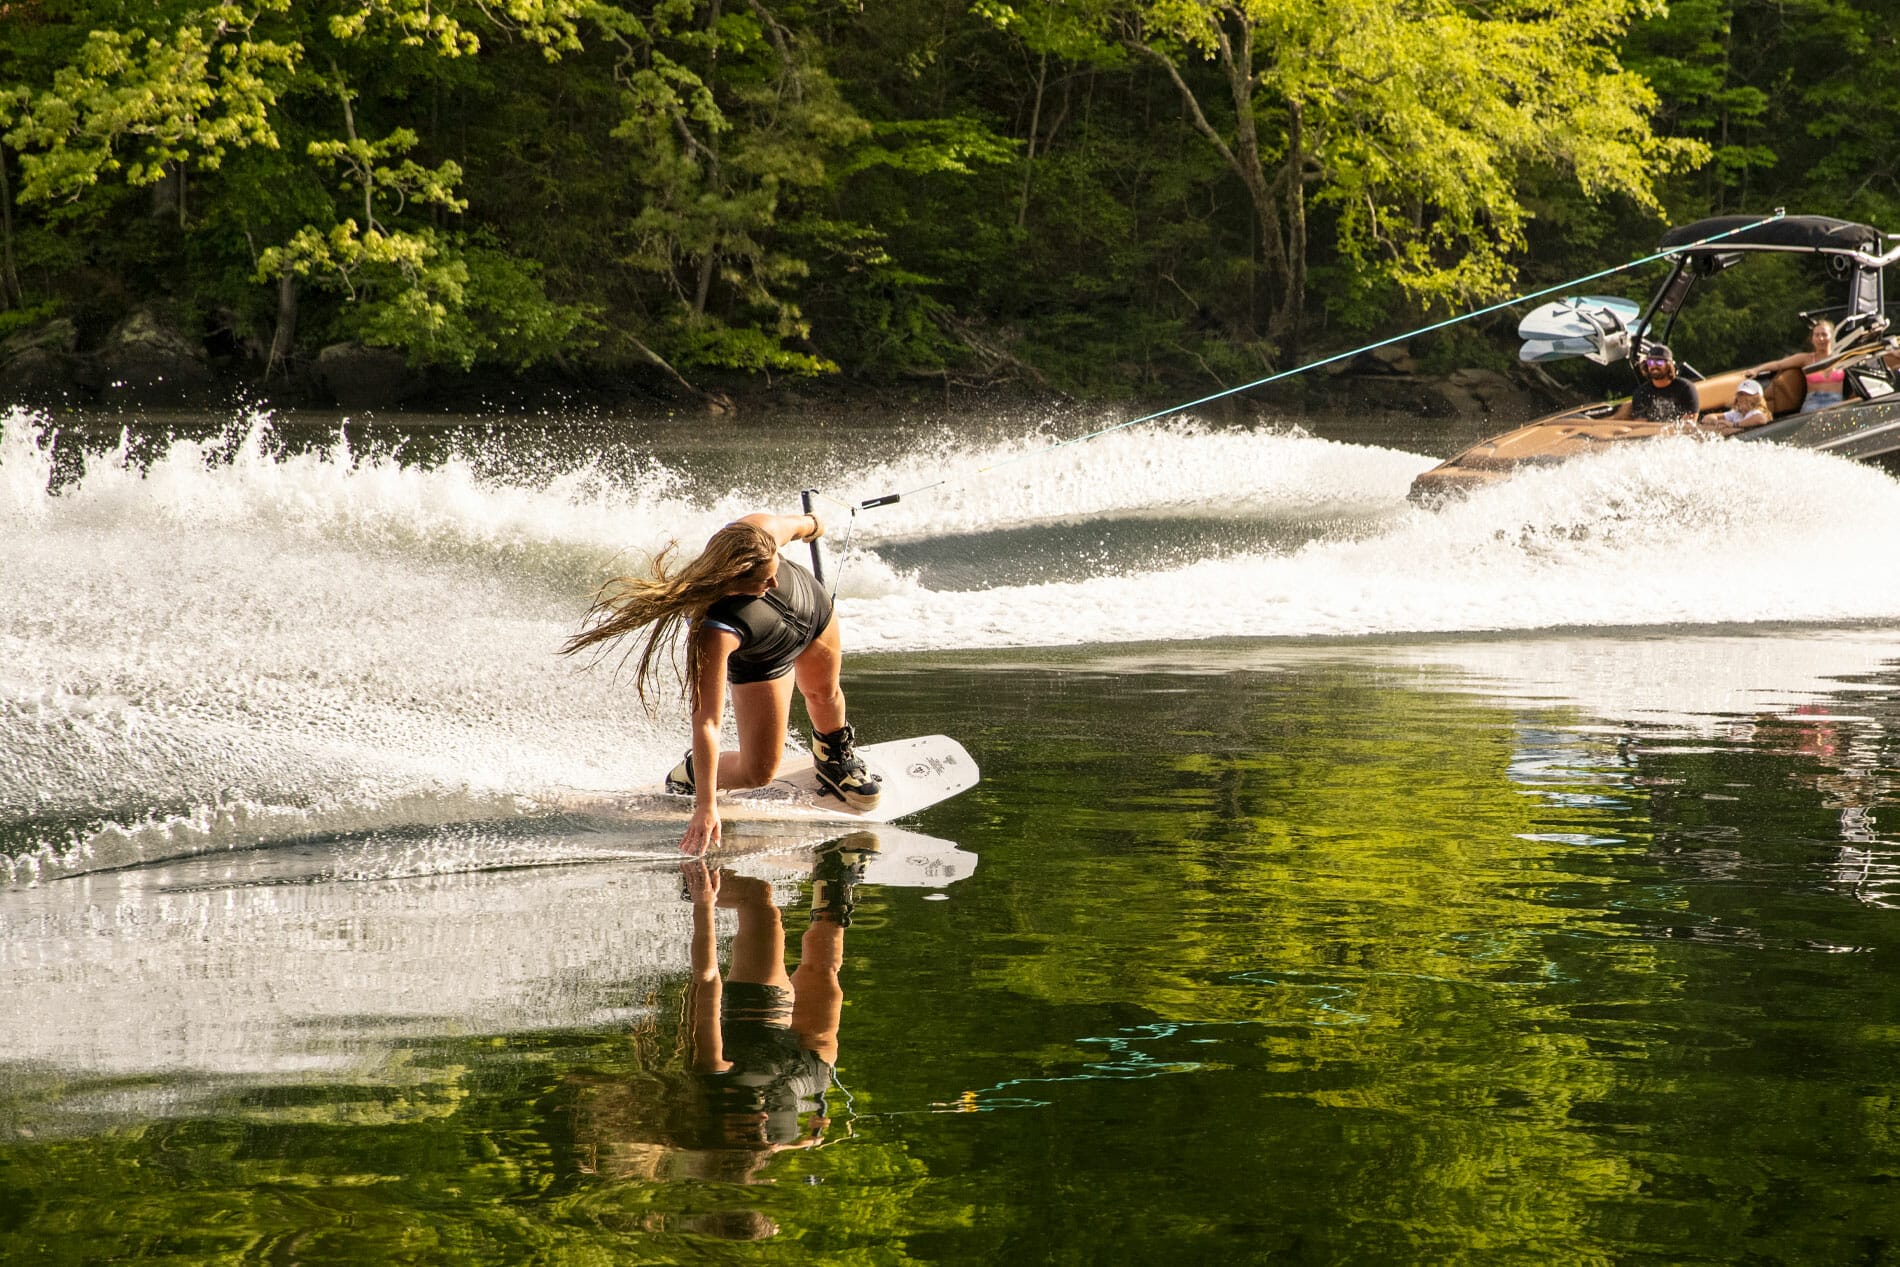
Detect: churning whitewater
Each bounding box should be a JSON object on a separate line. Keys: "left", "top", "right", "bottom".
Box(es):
{"left": 5, "top": 407, "right": 1900, "bottom": 882}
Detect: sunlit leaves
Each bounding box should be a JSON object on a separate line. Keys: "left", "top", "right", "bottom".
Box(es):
{"left": 845, "top": 119, "right": 1018, "bottom": 178}
{"left": 304, "top": 127, "right": 467, "bottom": 226}
{"left": 260, "top": 222, "right": 592, "bottom": 368}
{"left": 7, "top": 3, "right": 299, "bottom": 202}
{"left": 1153, "top": 0, "right": 1704, "bottom": 315}
{"left": 259, "top": 219, "right": 434, "bottom": 301}
{"left": 598, "top": 1, "right": 877, "bottom": 375}
{"left": 322, "top": 0, "right": 598, "bottom": 58}
{"left": 12, "top": 0, "right": 1891, "bottom": 392}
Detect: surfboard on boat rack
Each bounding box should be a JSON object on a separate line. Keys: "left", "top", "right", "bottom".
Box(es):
{"left": 558, "top": 734, "right": 979, "bottom": 827}
{"left": 1519, "top": 335, "right": 1603, "bottom": 362}
{"left": 1517, "top": 295, "right": 1642, "bottom": 342}
{"left": 1516, "top": 296, "right": 1642, "bottom": 366}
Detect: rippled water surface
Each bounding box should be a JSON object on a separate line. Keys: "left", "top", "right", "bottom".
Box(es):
{"left": 3, "top": 406, "right": 1898, "bottom": 1263}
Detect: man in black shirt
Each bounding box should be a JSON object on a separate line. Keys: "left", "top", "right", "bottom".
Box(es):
{"left": 1613, "top": 344, "right": 1701, "bottom": 421}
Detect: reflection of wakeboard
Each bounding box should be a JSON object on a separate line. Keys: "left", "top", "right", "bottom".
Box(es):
{"left": 562, "top": 735, "right": 979, "bottom": 826}
{"left": 737, "top": 825, "right": 980, "bottom": 888}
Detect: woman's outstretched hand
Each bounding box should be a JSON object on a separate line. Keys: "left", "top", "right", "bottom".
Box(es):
{"left": 682, "top": 802, "right": 722, "bottom": 855}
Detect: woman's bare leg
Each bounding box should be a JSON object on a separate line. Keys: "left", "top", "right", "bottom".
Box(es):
{"left": 792, "top": 617, "right": 847, "bottom": 735}
{"left": 719, "top": 673, "right": 795, "bottom": 788}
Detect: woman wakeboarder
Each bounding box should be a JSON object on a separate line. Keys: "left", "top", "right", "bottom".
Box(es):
{"left": 562, "top": 511, "right": 881, "bottom": 855}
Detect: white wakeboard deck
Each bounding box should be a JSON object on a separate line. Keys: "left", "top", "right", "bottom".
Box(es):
{"left": 559, "top": 734, "right": 978, "bottom": 826}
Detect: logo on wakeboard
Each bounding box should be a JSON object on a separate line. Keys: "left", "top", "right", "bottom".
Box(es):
{"left": 908, "top": 753, "right": 960, "bottom": 780}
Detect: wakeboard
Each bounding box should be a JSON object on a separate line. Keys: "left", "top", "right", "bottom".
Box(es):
{"left": 560, "top": 734, "right": 978, "bottom": 827}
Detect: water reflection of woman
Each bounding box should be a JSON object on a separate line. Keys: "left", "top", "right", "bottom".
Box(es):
{"left": 681, "top": 858, "right": 843, "bottom": 1153}
{"left": 564, "top": 845, "right": 866, "bottom": 1241}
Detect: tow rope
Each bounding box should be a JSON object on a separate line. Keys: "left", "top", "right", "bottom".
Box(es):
{"left": 806, "top": 207, "right": 1788, "bottom": 596}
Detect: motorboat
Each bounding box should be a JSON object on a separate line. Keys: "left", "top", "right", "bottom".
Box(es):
{"left": 1409, "top": 214, "right": 1900, "bottom": 500}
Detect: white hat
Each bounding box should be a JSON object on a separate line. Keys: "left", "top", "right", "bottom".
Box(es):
{"left": 1735, "top": 378, "right": 1764, "bottom": 396}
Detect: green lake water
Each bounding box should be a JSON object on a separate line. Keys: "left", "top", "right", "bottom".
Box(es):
{"left": 3, "top": 409, "right": 1898, "bottom": 1263}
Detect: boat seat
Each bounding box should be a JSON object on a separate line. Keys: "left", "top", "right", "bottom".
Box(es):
{"left": 1762, "top": 366, "right": 1806, "bottom": 416}
{"left": 1691, "top": 369, "right": 1752, "bottom": 414}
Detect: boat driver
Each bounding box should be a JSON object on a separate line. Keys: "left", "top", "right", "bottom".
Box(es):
{"left": 1612, "top": 344, "right": 1700, "bottom": 422}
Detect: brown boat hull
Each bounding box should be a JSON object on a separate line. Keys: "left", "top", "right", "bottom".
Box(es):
{"left": 1408, "top": 363, "right": 1900, "bottom": 501}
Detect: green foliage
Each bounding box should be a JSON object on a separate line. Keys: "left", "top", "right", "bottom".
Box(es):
{"left": 600, "top": 0, "right": 878, "bottom": 375}
{"left": 6, "top": 2, "right": 299, "bottom": 202}
{"left": 669, "top": 316, "right": 837, "bottom": 375}
{"left": 0, "top": 0, "right": 1896, "bottom": 396}
{"left": 269, "top": 226, "right": 594, "bottom": 369}
{"left": 1139, "top": 0, "right": 1703, "bottom": 319}
{"left": 0, "top": 298, "right": 58, "bottom": 340}
{"left": 845, "top": 117, "right": 1019, "bottom": 177}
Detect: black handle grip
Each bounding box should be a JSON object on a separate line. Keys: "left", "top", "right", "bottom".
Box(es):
{"left": 800, "top": 489, "right": 826, "bottom": 585}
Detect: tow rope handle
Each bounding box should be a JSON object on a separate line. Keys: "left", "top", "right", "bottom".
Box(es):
{"left": 800, "top": 488, "right": 827, "bottom": 585}
{"left": 797, "top": 487, "right": 902, "bottom": 601}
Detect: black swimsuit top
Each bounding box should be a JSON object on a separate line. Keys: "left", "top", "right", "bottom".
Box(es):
{"left": 701, "top": 558, "right": 827, "bottom": 676}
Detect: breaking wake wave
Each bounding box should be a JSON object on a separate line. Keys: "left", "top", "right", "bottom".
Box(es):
{"left": 5, "top": 405, "right": 1899, "bottom": 883}
{"left": 852, "top": 432, "right": 1900, "bottom": 649}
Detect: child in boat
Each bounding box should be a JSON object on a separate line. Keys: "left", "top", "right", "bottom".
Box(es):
{"left": 1719, "top": 377, "right": 1770, "bottom": 427}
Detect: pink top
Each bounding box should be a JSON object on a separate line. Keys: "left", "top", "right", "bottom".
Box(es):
{"left": 1806, "top": 364, "right": 1846, "bottom": 390}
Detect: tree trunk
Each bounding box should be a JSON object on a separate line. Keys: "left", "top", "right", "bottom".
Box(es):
{"left": 329, "top": 62, "right": 375, "bottom": 228}
{"left": 1277, "top": 100, "right": 1306, "bottom": 345}
{"left": 266, "top": 272, "right": 298, "bottom": 380}
{"left": 1017, "top": 51, "right": 1048, "bottom": 230}
{"left": 1132, "top": 13, "right": 1292, "bottom": 342}
{"left": 0, "top": 145, "right": 22, "bottom": 309}
{"left": 1216, "top": 16, "right": 1293, "bottom": 338}
{"left": 139, "top": 162, "right": 190, "bottom": 227}
{"left": 691, "top": 0, "right": 724, "bottom": 319}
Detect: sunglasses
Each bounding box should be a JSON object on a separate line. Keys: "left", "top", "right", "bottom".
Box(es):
{"left": 1642, "top": 359, "right": 1673, "bottom": 373}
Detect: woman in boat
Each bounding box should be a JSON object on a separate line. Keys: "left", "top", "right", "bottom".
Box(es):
{"left": 563, "top": 511, "right": 880, "bottom": 855}
{"left": 1752, "top": 319, "right": 1846, "bottom": 413}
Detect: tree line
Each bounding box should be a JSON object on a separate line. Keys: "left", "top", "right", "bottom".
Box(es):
{"left": 1, "top": 0, "right": 1893, "bottom": 401}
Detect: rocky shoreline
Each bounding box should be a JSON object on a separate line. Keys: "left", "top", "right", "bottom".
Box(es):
{"left": 2, "top": 306, "right": 1577, "bottom": 424}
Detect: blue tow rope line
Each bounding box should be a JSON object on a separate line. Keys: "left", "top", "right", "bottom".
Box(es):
{"left": 834, "top": 207, "right": 1787, "bottom": 513}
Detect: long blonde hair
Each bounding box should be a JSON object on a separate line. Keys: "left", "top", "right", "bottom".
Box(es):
{"left": 563, "top": 521, "right": 779, "bottom": 706}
